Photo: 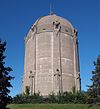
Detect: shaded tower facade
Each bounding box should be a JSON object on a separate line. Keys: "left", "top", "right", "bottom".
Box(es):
{"left": 22, "top": 14, "right": 81, "bottom": 96}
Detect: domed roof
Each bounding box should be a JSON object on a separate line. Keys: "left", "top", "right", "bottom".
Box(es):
{"left": 34, "top": 14, "right": 73, "bottom": 29}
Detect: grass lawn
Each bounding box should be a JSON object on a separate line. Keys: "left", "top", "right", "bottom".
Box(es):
{"left": 8, "top": 104, "right": 100, "bottom": 109}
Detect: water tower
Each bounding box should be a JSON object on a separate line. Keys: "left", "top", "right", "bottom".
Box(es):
{"left": 22, "top": 14, "right": 81, "bottom": 96}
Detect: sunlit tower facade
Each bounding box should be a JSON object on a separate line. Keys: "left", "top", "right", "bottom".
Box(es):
{"left": 22, "top": 14, "right": 81, "bottom": 96}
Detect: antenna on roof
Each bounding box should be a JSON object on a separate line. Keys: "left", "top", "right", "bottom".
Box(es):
{"left": 50, "top": 3, "right": 52, "bottom": 15}
{"left": 50, "top": 3, "right": 54, "bottom": 15}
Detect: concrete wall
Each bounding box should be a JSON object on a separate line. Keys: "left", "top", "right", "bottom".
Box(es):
{"left": 22, "top": 15, "right": 80, "bottom": 95}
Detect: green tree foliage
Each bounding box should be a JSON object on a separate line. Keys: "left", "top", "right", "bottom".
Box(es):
{"left": 12, "top": 92, "right": 43, "bottom": 104}
{"left": 87, "top": 55, "right": 100, "bottom": 104}
{"left": 25, "top": 86, "right": 30, "bottom": 96}
{"left": 48, "top": 92, "right": 57, "bottom": 103}
{"left": 72, "top": 86, "right": 76, "bottom": 94}
{"left": 12, "top": 91, "right": 87, "bottom": 104}
{"left": 57, "top": 91, "right": 87, "bottom": 104}
{"left": 0, "top": 40, "right": 14, "bottom": 109}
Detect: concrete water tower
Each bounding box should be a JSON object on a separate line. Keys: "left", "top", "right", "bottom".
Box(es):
{"left": 22, "top": 14, "right": 81, "bottom": 96}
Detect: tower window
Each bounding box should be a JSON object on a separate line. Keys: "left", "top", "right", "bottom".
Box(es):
{"left": 53, "top": 21, "right": 60, "bottom": 29}
{"left": 65, "top": 29, "right": 69, "bottom": 32}
{"left": 43, "top": 28, "right": 46, "bottom": 30}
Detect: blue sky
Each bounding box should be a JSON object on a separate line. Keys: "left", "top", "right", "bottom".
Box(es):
{"left": 0, "top": 0, "right": 100, "bottom": 97}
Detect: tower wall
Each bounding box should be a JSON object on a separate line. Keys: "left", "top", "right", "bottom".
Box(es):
{"left": 22, "top": 14, "right": 80, "bottom": 95}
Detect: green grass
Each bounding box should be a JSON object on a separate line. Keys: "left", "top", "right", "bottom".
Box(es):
{"left": 8, "top": 104, "right": 100, "bottom": 109}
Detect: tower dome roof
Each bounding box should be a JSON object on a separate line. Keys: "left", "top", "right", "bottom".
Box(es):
{"left": 34, "top": 14, "right": 73, "bottom": 29}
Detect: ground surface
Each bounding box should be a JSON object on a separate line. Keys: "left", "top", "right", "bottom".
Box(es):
{"left": 8, "top": 104, "right": 100, "bottom": 109}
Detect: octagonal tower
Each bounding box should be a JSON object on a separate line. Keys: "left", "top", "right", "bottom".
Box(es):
{"left": 22, "top": 14, "right": 81, "bottom": 96}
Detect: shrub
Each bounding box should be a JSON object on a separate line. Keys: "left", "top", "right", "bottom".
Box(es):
{"left": 12, "top": 91, "right": 87, "bottom": 104}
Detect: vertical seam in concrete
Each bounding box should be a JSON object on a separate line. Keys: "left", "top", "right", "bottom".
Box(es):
{"left": 51, "top": 32, "right": 54, "bottom": 92}
{"left": 73, "top": 37, "right": 77, "bottom": 89}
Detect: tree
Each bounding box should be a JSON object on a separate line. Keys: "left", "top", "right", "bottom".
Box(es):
{"left": 0, "top": 40, "right": 14, "bottom": 109}
{"left": 87, "top": 55, "right": 100, "bottom": 104}
{"left": 25, "top": 86, "right": 30, "bottom": 96}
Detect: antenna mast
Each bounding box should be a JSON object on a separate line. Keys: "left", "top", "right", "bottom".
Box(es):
{"left": 50, "top": 3, "right": 54, "bottom": 15}
{"left": 50, "top": 3, "right": 52, "bottom": 15}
